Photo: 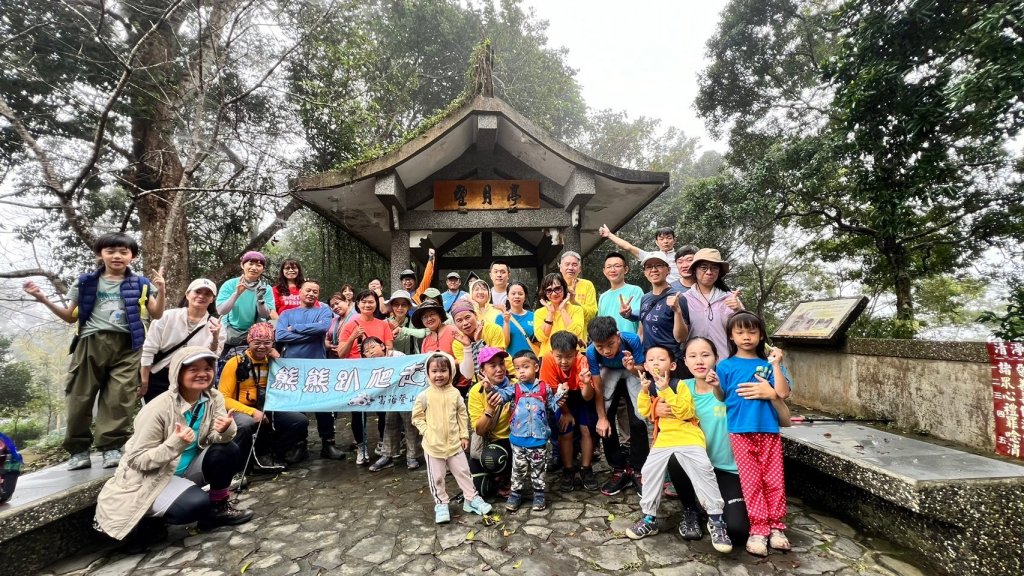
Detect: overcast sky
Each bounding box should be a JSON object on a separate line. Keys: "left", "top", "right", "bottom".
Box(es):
{"left": 522, "top": 0, "right": 730, "bottom": 152}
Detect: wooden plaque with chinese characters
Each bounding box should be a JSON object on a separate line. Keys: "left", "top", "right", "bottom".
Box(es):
{"left": 433, "top": 180, "right": 540, "bottom": 211}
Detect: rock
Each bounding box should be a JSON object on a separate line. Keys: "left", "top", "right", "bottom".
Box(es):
{"left": 90, "top": 555, "right": 144, "bottom": 576}
{"left": 829, "top": 536, "right": 866, "bottom": 560}
{"left": 876, "top": 554, "right": 928, "bottom": 576}
{"left": 809, "top": 514, "right": 858, "bottom": 538}
{"left": 345, "top": 533, "right": 397, "bottom": 564}
{"left": 651, "top": 562, "right": 719, "bottom": 576}
{"left": 521, "top": 525, "right": 552, "bottom": 540}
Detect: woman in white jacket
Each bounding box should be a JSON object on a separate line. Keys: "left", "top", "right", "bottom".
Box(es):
{"left": 140, "top": 278, "right": 226, "bottom": 402}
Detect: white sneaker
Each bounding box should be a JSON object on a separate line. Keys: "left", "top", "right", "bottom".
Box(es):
{"left": 101, "top": 449, "right": 122, "bottom": 468}
{"left": 67, "top": 451, "right": 92, "bottom": 470}
{"left": 355, "top": 445, "right": 369, "bottom": 465}
{"left": 374, "top": 441, "right": 384, "bottom": 456}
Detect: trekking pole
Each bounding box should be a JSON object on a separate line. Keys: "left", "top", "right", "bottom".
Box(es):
{"left": 791, "top": 415, "right": 892, "bottom": 425}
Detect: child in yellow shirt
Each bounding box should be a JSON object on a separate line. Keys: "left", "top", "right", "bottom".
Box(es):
{"left": 626, "top": 344, "right": 732, "bottom": 553}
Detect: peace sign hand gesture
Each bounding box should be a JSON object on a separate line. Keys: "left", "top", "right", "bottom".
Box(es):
{"left": 619, "top": 294, "right": 633, "bottom": 319}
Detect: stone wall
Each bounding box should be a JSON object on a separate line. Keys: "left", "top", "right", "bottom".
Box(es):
{"left": 783, "top": 339, "right": 994, "bottom": 451}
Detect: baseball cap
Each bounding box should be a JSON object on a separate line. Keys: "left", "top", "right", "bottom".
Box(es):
{"left": 641, "top": 253, "right": 671, "bottom": 268}
{"left": 478, "top": 347, "right": 509, "bottom": 365}
{"left": 186, "top": 278, "right": 217, "bottom": 294}
{"left": 400, "top": 269, "right": 416, "bottom": 279}
{"left": 446, "top": 271, "right": 461, "bottom": 280}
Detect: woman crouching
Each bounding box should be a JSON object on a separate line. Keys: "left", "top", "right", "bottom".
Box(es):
{"left": 95, "top": 346, "right": 253, "bottom": 543}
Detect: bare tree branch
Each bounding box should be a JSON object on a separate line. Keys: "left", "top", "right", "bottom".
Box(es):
{"left": 0, "top": 268, "right": 69, "bottom": 294}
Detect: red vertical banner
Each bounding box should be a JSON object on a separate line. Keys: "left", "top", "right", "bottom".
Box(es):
{"left": 987, "top": 342, "right": 1024, "bottom": 460}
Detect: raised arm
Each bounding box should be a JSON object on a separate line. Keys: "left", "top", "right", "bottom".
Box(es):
{"left": 598, "top": 224, "right": 642, "bottom": 258}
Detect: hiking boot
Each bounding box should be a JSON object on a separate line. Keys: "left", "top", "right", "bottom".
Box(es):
{"left": 580, "top": 467, "right": 599, "bottom": 491}
{"left": 708, "top": 517, "right": 733, "bottom": 553}
{"left": 464, "top": 495, "right": 492, "bottom": 516}
{"left": 746, "top": 534, "right": 769, "bottom": 557}
{"left": 678, "top": 506, "right": 702, "bottom": 540}
{"left": 283, "top": 442, "right": 309, "bottom": 464}
{"left": 559, "top": 468, "right": 576, "bottom": 493}
{"left": 198, "top": 500, "right": 254, "bottom": 530}
{"left": 319, "top": 439, "right": 346, "bottom": 460}
{"left": 406, "top": 457, "right": 421, "bottom": 470}
{"left": 505, "top": 491, "right": 522, "bottom": 511}
{"left": 633, "top": 473, "right": 643, "bottom": 498}
{"left": 601, "top": 468, "right": 632, "bottom": 496}
{"left": 769, "top": 529, "right": 791, "bottom": 551}
{"left": 369, "top": 456, "right": 394, "bottom": 472}
{"left": 67, "top": 451, "right": 92, "bottom": 470}
{"left": 532, "top": 492, "right": 546, "bottom": 511}
{"left": 101, "top": 449, "right": 122, "bottom": 469}
{"left": 627, "top": 515, "right": 659, "bottom": 540}
{"left": 434, "top": 503, "right": 451, "bottom": 524}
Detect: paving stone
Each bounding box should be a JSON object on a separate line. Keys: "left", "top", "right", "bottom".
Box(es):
{"left": 346, "top": 533, "right": 397, "bottom": 564}
{"left": 164, "top": 549, "right": 200, "bottom": 567}
{"left": 249, "top": 553, "right": 300, "bottom": 576}
{"left": 829, "top": 535, "right": 866, "bottom": 559}
{"left": 521, "top": 524, "right": 553, "bottom": 539}
{"left": 90, "top": 555, "right": 144, "bottom": 576}
{"left": 876, "top": 554, "right": 929, "bottom": 576}
{"left": 809, "top": 513, "right": 858, "bottom": 537}
{"left": 633, "top": 535, "right": 687, "bottom": 567}
{"left": 651, "top": 562, "right": 720, "bottom": 576}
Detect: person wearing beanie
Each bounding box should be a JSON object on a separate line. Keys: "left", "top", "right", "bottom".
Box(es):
{"left": 216, "top": 251, "right": 277, "bottom": 348}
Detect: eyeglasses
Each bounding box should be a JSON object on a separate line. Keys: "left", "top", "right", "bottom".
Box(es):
{"left": 283, "top": 265, "right": 299, "bottom": 270}
{"left": 644, "top": 263, "right": 668, "bottom": 270}
{"left": 603, "top": 264, "right": 625, "bottom": 270}
{"left": 697, "top": 264, "right": 719, "bottom": 274}
{"left": 545, "top": 286, "right": 564, "bottom": 294}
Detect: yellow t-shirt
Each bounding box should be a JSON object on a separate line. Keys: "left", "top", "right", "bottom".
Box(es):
{"left": 467, "top": 382, "right": 511, "bottom": 442}
{"left": 570, "top": 278, "right": 598, "bottom": 326}
{"left": 638, "top": 383, "right": 706, "bottom": 449}
{"left": 533, "top": 303, "right": 586, "bottom": 357}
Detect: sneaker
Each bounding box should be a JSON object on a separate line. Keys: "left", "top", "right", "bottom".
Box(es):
{"left": 746, "top": 534, "right": 769, "bottom": 557}
{"left": 505, "top": 491, "right": 522, "bottom": 511}
{"left": 633, "top": 473, "right": 643, "bottom": 497}
{"left": 229, "top": 474, "right": 249, "bottom": 491}
{"left": 708, "top": 518, "right": 733, "bottom": 553}
{"left": 434, "top": 503, "right": 451, "bottom": 524}
{"left": 678, "top": 506, "right": 702, "bottom": 540}
{"left": 407, "top": 457, "right": 421, "bottom": 470}
{"left": 580, "top": 467, "right": 599, "bottom": 491}
{"left": 67, "top": 451, "right": 92, "bottom": 470}
{"left": 355, "top": 445, "right": 369, "bottom": 465}
{"left": 374, "top": 441, "right": 384, "bottom": 456}
{"left": 531, "top": 492, "right": 546, "bottom": 511}
{"left": 198, "top": 500, "right": 254, "bottom": 530}
{"left": 369, "top": 456, "right": 394, "bottom": 472}
{"left": 101, "top": 449, "right": 122, "bottom": 469}
{"left": 600, "top": 468, "right": 632, "bottom": 496}
{"left": 559, "top": 468, "right": 576, "bottom": 493}
{"left": 464, "top": 495, "right": 493, "bottom": 516}
{"left": 769, "top": 529, "right": 791, "bottom": 551}
{"left": 626, "top": 515, "right": 659, "bottom": 540}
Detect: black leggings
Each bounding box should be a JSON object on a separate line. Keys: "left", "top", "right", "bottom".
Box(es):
{"left": 670, "top": 460, "right": 750, "bottom": 544}
{"left": 601, "top": 377, "right": 649, "bottom": 471}
{"left": 350, "top": 412, "right": 385, "bottom": 445}
{"left": 163, "top": 443, "right": 241, "bottom": 524}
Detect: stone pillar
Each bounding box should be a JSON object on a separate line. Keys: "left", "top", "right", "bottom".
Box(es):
{"left": 390, "top": 230, "right": 410, "bottom": 292}
{"left": 562, "top": 225, "right": 581, "bottom": 256}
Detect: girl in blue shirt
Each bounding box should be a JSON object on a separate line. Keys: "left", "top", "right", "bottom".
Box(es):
{"left": 710, "top": 312, "right": 791, "bottom": 557}
{"left": 495, "top": 282, "right": 536, "bottom": 357}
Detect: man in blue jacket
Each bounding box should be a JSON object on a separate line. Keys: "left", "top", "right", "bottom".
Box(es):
{"left": 275, "top": 279, "right": 345, "bottom": 460}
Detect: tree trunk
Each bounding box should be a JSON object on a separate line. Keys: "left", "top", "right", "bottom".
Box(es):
{"left": 128, "top": 10, "right": 191, "bottom": 301}
{"left": 887, "top": 242, "right": 914, "bottom": 322}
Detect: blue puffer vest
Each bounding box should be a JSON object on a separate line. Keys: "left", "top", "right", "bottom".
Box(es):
{"left": 77, "top": 267, "right": 150, "bottom": 350}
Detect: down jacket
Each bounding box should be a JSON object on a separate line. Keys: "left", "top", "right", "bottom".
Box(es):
{"left": 94, "top": 345, "right": 236, "bottom": 540}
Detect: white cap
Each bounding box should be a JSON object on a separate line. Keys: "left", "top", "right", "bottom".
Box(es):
{"left": 186, "top": 278, "right": 217, "bottom": 294}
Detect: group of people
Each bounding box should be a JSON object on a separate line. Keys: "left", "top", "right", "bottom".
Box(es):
{"left": 23, "top": 224, "right": 794, "bottom": 557}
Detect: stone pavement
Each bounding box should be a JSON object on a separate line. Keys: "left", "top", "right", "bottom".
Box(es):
{"left": 37, "top": 437, "right": 936, "bottom": 576}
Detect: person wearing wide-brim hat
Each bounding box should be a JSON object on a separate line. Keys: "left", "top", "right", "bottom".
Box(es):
{"left": 413, "top": 299, "right": 458, "bottom": 358}
{"left": 387, "top": 289, "right": 427, "bottom": 356}
{"left": 681, "top": 248, "right": 744, "bottom": 360}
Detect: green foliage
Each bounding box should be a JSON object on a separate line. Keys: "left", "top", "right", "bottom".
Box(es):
{"left": 696, "top": 0, "right": 1024, "bottom": 324}
{"left": 0, "top": 420, "right": 45, "bottom": 447}
{"left": 0, "top": 337, "right": 37, "bottom": 432}
{"left": 277, "top": 211, "right": 388, "bottom": 294}
{"left": 978, "top": 279, "right": 1024, "bottom": 341}
{"left": 915, "top": 275, "right": 988, "bottom": 327}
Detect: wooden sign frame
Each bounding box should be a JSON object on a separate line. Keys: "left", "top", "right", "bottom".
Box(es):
{"left": 433, "top": 180, "right": 540, "bottom": 211}
{"left": 772, "top": 296, "right": 868, "bottom": 344}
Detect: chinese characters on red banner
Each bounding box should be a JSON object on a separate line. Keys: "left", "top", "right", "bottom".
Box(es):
{"left": 987, "top": 342, "right": 1024, "bottom": 459}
